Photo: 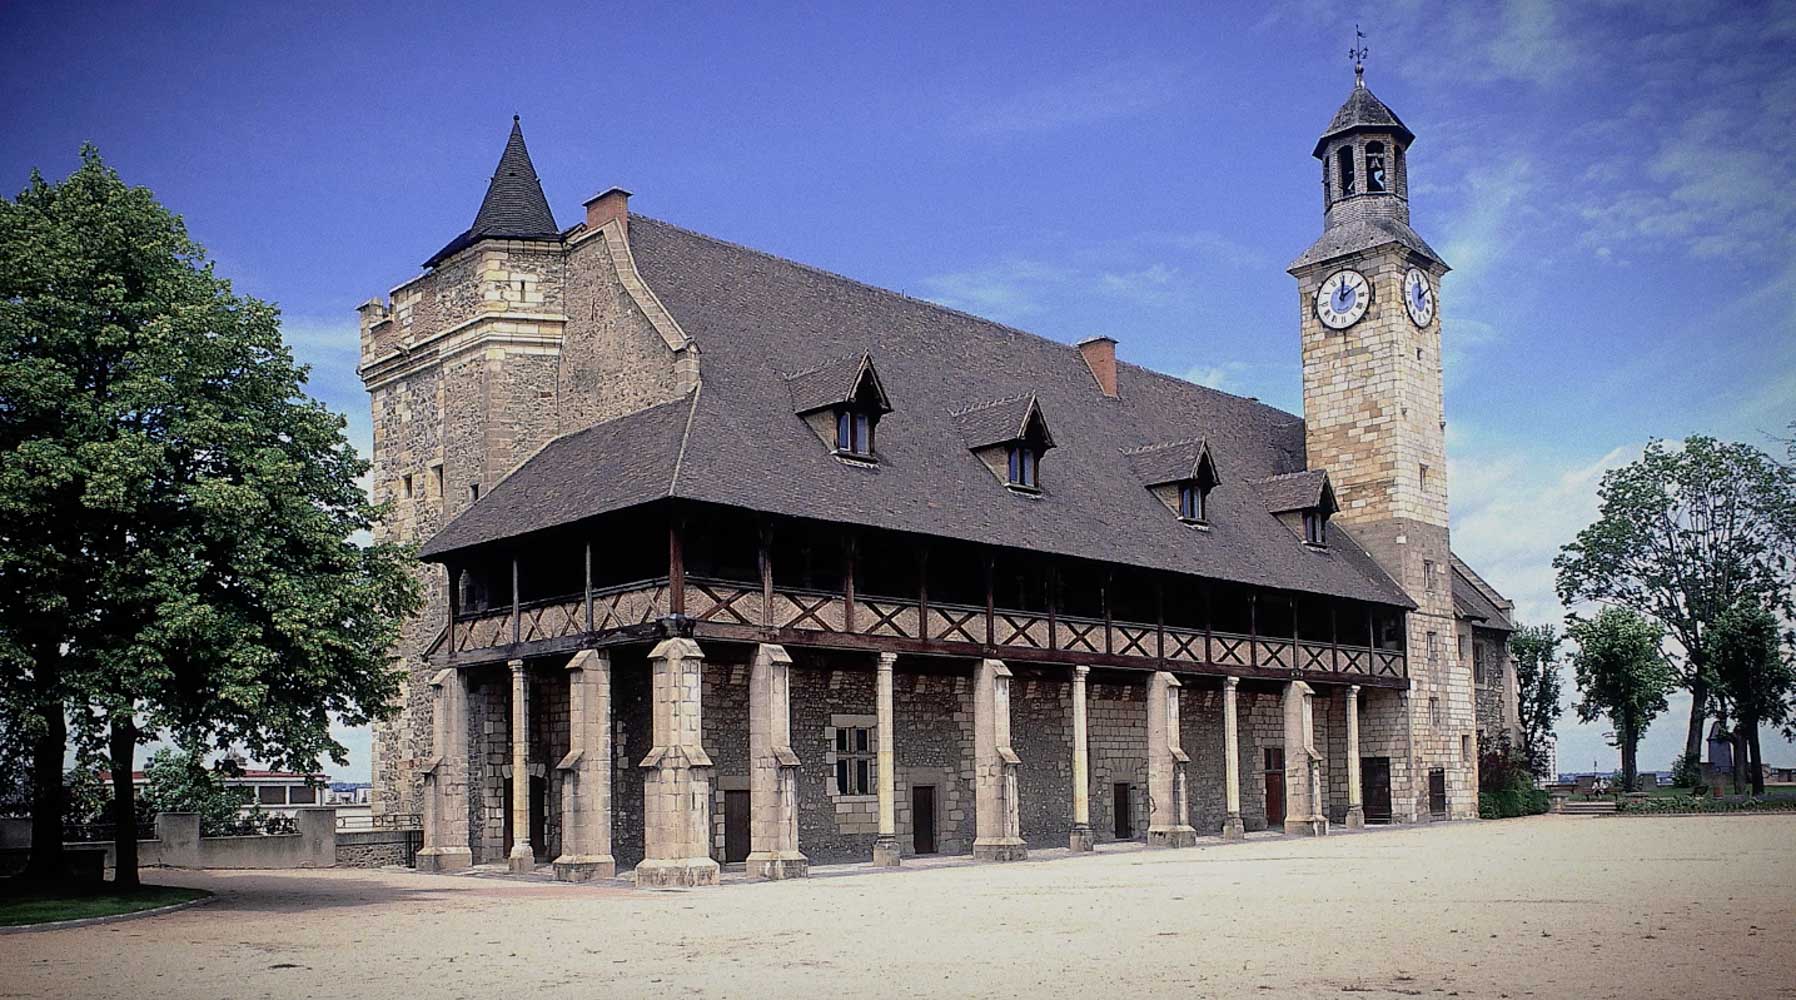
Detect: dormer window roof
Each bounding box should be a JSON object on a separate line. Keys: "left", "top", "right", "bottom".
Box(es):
{"left": 1256, "top": 469, "right": 1339, "bottom": 548}
{"left": 953, "top": 393, "right": 1055, "bottom": 492}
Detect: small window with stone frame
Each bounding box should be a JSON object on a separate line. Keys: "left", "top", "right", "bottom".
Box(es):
{"left": 835, "top": 726, "right": 874, "bottom": 796}
{"left": 402, "top": 474, "right": 414, "bottom": 499}
{"left": 1302, "top": 509, "right": 1328, "bottom": 546}
{"left": 1429, "top": 697, "right": 1440, "bottom": 727}
{"left": 1427, "top": 631, "right": 1440, "bottom": 664}
{"left": 1424, "top": 559, "right": 1438, "bottom": 593}
{"left": 1474, "top": 641, "right": 1488, "bottom": 684}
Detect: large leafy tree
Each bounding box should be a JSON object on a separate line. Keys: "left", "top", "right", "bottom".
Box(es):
{"left": 1708, "top": 598, "right": 1793, "bottom": 797}
{"left": 1553, "top": 436, "right": 1796, "bottom": 766}
{"left": 1568, "top": 607, "right": 1677, "bottom": 792}
{"left": 0, "top": 148, "right": 419, "bottom": 885}
{"left": 1508, "top": 624, "right": 1564, "bottom": 780}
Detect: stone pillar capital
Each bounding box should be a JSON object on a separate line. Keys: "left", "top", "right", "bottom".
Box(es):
{"left": 1224, "top": 675, "right": 1240, "bottom": 690}
{"left": 649, "top": 636, "right": 705, "bottom": 662}
{"left": 508, "top": 658, "right": 526, "bottom": 675}
{"left": 876, "top": 651, "right": 897, "bottom": 671}
{"left": 567, "top": 649, "right": 603, "bottom": 674}
{"left": 1074, "top": 664, "right": 1090, "bottom": 679}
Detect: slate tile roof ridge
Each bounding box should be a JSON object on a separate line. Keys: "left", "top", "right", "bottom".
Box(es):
{"left": 779, "top": 350, "right": 871, "bottom": 382}
{"left": 1121, "top": 435, "right": 1206, "bottom": 455}
{"left": 948, "top": 391, "right": 1037, "bottom": 418}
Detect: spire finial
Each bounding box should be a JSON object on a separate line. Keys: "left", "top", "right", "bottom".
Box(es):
{"left": 513, "top": 113, "right": 521, "bottom": 124}
{"left": 1349, "top": 24, "right": 1368, "bottom": 84}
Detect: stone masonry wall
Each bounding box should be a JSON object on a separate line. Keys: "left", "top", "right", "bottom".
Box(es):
{"left": 1180, "top": 685, "right": 1257, "bottom": 834}
{"left": 558, "top": 236, "right": 688, "bottom": 431}
{"left": 701, "top": 657, "right": 752, "bottom": 860}
{"left": 1011, "top": 675, "right": 1073, "bottom": 848}
{"left": 611, "top": 651, "right": 651, "bottom": 871}
{"left": 1087, "top": 682, "right": 1147, "bottom": 842}
{"left": 791, "top": 661, "right": 878, "bottom": 864}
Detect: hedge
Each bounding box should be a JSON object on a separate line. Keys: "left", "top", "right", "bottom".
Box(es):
{"left": 1479, "top": 785, "right": 1550, "bottom": 819}
{"left": 1615, "top": 794, "right": 1796, "bottom": 815}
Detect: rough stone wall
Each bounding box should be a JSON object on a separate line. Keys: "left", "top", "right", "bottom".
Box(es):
{"left": 1010, "top": 676, "right": 1073, "bottom": 848}
{"left": 558, "top": 236, "right": 688, "bottom": 431}
{"left": 531, "top": 668, "right": 570, "bottom": 860}
{"left": 1180, "top": 685, "right": 1256, "bottom": 834}
{"left": 1241, "top": 690, "right": 1283, "bottom": 831}
{"left": 791, "top": 662, "right": 877, "bottom": 863}
{"left": 1325, "top": 687, "right": 1350, "bottom": 822}
{"left": 890, "top": 670, "right": 976, "bottom": 858}
{"left": 1087, "top": 682, "right": 1147, "bottom": 842}
{"left": 467, "top": 668, "right": 508, "bottom": 863}
{"left": 701, "top": 658, "right": 752, "bottom": 859}
{"left": 611, "top": 652, "right": 651, "bottom": 871}
{"left": 334, "top": 831, "right": 414, "bottom": 868}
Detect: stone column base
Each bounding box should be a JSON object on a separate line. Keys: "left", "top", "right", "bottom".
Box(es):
{"left": 746, "top": 851, "right": 810, "bottom": 880}
{"left": 507, "top": 845, "right": 537, "bottom": 875}
{"left": 552, "top": 854, "right": 617, "bottom": 882}
{"left": 871, "top": 836, "right": 901, "bottom": 867}
{"left": 1068, "top": 824, "right": 1095, "bottom": 852}
{"left": 414, "top": 847, "right": 473, "bottom": 873}
{"left": 1284, "top": 817, "right": 1329, "bottom": 837}
{"left": 972, "top": 839, "right": 1028, "bottom": 863}
{"left": 1220, "top": 814, "right": 1245, "bottom": 840}
{"left": 1147, "top": 826, "right": 1198, "bottom": 849}
{"left": 635, "top": 857, "right": 721, "bottom": 888}
{"left": 1344, "top": 805, "right": 1366, "bottom": 829}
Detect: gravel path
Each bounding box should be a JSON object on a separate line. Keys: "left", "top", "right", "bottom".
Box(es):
{"left": 3, "top": 815, "right": 1790, "bottom": 999}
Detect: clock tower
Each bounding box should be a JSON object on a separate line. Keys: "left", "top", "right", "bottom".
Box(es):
{"left": 1290, "top": 65, "right": 1474, "bottom": 822}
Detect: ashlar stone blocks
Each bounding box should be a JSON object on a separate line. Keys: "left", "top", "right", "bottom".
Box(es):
{"left": 1146, "top": 672, "right": 1197, "bottom": 848}
{"left": 972, "top": 659, "right": 1026, "bottom": 862}
{"left": 637, "top": 637, "right": 720, "bottom": 887}
{"left": 417, "top": 668, "right": 474, "bottom": 872}
{"left": 746, "top": 643, "right": 808, "bottom": 880}
{"left": 554, "top": 651, "right": 615, "bottom": 881}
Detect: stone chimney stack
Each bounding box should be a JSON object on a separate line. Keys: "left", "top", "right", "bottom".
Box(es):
{"left": 584, "top": 187, "right": 632, "bottom": 237}
{"left": 1077, "top": 336, "right": 1119, "bottom": 397}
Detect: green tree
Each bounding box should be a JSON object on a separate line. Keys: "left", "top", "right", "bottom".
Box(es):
{"left": 0, "top": 149, "right": 419, "bottom": 886}
{"left": 1553, "top": 437, "right": 1796, "bottom": 767}
{"left": 1509, "top": 624, "right": 1564, "bottom": 780}
{"left": 141, "top": 747, "right": 246, "bottom": 836}
{"left": 1708, "top": 598, "right": 1794, "bottom": 797}
{"left": 1568, "top": 608, "right": 1677, "bottom": 792}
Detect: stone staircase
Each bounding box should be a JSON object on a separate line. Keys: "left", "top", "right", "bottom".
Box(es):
{"left": 1560, "top": 799, "right": 1618, "bottom": 815}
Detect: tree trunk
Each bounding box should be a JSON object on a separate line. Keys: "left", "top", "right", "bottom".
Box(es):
{"left": 109, "top": 716, "right": 140, "bottom": 888}
{"left": 1683, "top": 673, "right": 1707, "bottom": 765}
{"left": 1731, "top": 726, "right": 1747, "bottom": 795}
{"left": 1746, "top": 720, "right": 1764, "bottom": 797}
{"left": 23, "top": 697, "right": 66, "bottom": 882}
{"left": 1620, "top": 709, "right": 1637, "bottom": 793}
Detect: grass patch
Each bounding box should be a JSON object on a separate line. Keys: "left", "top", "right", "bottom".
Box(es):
{"left": 0, "top": 883, "right": 207, "bottom": 927}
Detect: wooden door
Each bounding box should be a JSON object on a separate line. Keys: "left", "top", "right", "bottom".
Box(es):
{"left": 530, "top": 776, "right": 547, "bottom": 859}
{"left": 1264, "top": 748, "right": 1286, "bottom": 828}
{"left": 503, "top": 777, "right": 513, "bottom": 857}
{"left": 723, "top": 789, "right": 750, "bottom": 863}
{"left": 911, "top": 785, "right": 937, "bottom": 854}
{"left": 1113, "top": 783, "right": 1134, "bottom": 839}
{"left": 1362, "top": 757, "right": 1393, "bottom": 824}
{"left": 1428, "top": 768, "right": 1447, "bottom": 818}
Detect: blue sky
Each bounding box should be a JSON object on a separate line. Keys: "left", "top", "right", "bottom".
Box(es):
{"left": 5, "top": 1, "right": 1793, "bottom": 781}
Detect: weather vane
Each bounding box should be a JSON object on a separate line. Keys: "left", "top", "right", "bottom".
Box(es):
{"left": 1349, "top": 24, "right": 1368, "bottom": 77}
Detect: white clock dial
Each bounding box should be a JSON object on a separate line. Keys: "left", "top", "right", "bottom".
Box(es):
{"left": 1403, "top": 267, "right": 1435, "bottom": 327}
{"left": 1315, "top": 269, "right": 1370, "bottom": 330}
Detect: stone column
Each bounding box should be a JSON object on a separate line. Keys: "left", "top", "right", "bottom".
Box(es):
{"left": 872, "top": 652, "right": 901, "bottom": 866}
{"left": 1282, "top": 680, "right": 1327, "bottom": 837}
{"left": 553, "top": 651, "right": 615, "bottom": 881}
{"left": 417, "top": 668, "right": 473, "bottom": 872}
{"left": 638, "top": 637, "right": 720, "bottom": 887}
{"left": 507, "top": 659, "right": 535, "bottom": 874}
{"left": 1344, "top": 684, "right": 1365, "bottom": 829}
{"left": 1221, "top": 677, "right": 1245, "bottom": 839}
{"left": 972, "top": 658, "right": 1026, "bottom": 862}
{"left": 1147, "top": 671, "right": 1198, "bottom": 848}
{"left": 1068, "top": 665, "right": 1094, "bottom": 851}
{"left": 747, "top": 643, "right": 808, "bottom": 879}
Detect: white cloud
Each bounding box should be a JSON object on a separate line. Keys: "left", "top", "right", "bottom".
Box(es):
{"left": 950, "top": 61, "right": 1187, "bottom": 137}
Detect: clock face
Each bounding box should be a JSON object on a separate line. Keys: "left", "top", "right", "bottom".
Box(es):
{"left": 1403, "top": 267, "right": 1436, "bottom": 327}
{"left": 1315, "top": 269, "right": 1370, "bottom": 330}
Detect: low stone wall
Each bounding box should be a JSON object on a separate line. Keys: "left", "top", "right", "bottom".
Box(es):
{"left": 153, "top": 808, "right": 337, "bottom": 869}
{"left": 335, "top": 829, "right": 416, "bottom": 868}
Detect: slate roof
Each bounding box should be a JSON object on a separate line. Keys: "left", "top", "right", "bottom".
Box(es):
{"left": 1451, "top": 555, "right": 1514, "bottom": 631}
{"left": 784, "top": 353, "right": 890, "bottom": 415}
{"left": 1255, "top": 469, "right": 1335, "bottom": 514}
{"left": 1313, "top": 74, "right": 1414, "bottom": 157}
{"left": 423, "top": 117, "right": 562, "bottom": 269}
{"left": 1288, "top": 217, "right": 1446, "bottom": 272}
{"left": 1124, "top": 438, "right": 1216, "bottom": 488}
{"left": 421, "top": 215, "right": 1415, "bottom": 608}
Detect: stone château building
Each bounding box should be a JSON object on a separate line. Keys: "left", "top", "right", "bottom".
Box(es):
{"left": 357, "top": 68, "right": 1518, "bottom": 884}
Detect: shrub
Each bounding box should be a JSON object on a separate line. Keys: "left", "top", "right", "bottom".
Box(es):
{"left": 143, "top": 747, "right": 246, "bottom": 836}
{"left": 1669, "top": 750, "right": 1703, "bottom": 790}
{"left": 1616, "top": 794, "right": 1796, "bottom": 814}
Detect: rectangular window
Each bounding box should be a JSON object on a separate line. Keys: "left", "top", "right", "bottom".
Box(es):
{"left": 288, "top": 784, "right": 316, "bottom": 805}
{"left": 1178, "top": 483, "right": 1206, "bottom": 522}
{"left": 1474, "top": 642, "right": 1488, "bottom": 684}
{"left": 1303, "top": 511, "right": 1327, "bottom": 545}
{"left": 469, "top": 482, "right": 480, "bottom": 503}
{"left": 432, "top": 464, "right": 444, "bottom": 497}
{"left": 1424, "top": 559, "right": 1437, "bottom": 592}
{"left": 1008, "top": 445, "right": 1038, "bottom": 489}
{"left": 1429, "top": 697, "right": 1440, "bottom": 727}
{"left": 1427, "top": 631, "right": 1440, "bottom": 664}
{"left": 834, "top": 726, "right": 874, "bottom": 795}
{"left": 1457, "top": 633, "right": 1468, "bottom": 661}
{"left": 402, "top": 474, "right": 414, "bottom": 499}
{"left": 1420, "top": 463, "right": 1430, "bottom": 488}
{"left": 257, "top": 785, "right": 286, "bottom": 806}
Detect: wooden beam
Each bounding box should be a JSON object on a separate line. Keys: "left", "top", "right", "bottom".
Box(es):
{"left": 668, "top": 512, "right": 686, "bottom": 616}
{"left": 583, "top": 542, "right": 594, "bottom": 634}
{"left": 843, "top": 533, "right": 858, "bottom": 634}
{"left": 511, "top": 557, "right": 521, "bottom": 646}
{"left": 758, "top": 519, "right": 774, "bottom": 630}
{"left": 446, "top": 563, "right": 461, "bottom": 663}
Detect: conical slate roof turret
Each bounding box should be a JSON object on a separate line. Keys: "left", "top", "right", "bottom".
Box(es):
{"left": 424, "top": 116, "right": 561, "bottom": 268}
{"left": 1312, "top": 70, "right": 1413, "bottom": 158}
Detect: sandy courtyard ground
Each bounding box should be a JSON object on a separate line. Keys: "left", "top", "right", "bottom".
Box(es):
{"left": 3, "top": 814, "right": 1791, "bottom": 1000}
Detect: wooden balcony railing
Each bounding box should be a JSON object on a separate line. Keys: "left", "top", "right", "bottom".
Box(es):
{"left": 449, "top": 574, "right": 1405, "bottom": 683}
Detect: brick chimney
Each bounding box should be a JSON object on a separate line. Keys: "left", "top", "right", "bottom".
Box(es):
{"left": 583, "top": 187, "right": 632, "bottom": 237}
{"left": 1077, "top": 336, "right": 1119, "bottom": 397}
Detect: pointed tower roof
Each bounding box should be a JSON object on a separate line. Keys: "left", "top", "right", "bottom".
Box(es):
{"left": 424, "top": 116, "right": 561, "bottom": 268}
{"left": 1312, "top": 70, "right": 1413, "bottom": 157}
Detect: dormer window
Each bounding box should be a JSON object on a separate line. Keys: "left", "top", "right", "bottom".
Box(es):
{"left": 1303, "top": 510, "right": 1328, "bottom": 546}
{"left": 1007, "top": 442, "right": 1040, "bottom": 489}
{"left": 953, "top": 393, "right": 1054, "bottom": 494}
{"left": 786, "top": 352, "right": 892, "bottom": 463}
{"left": 1366, "top": 141, "right": 1387, "bottom": 192}
{"left": 1177, "top": 481, "right": 1208, "bottom": 523}
{"left": 835, "top": 406, "right": 874, "bottom": 457}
